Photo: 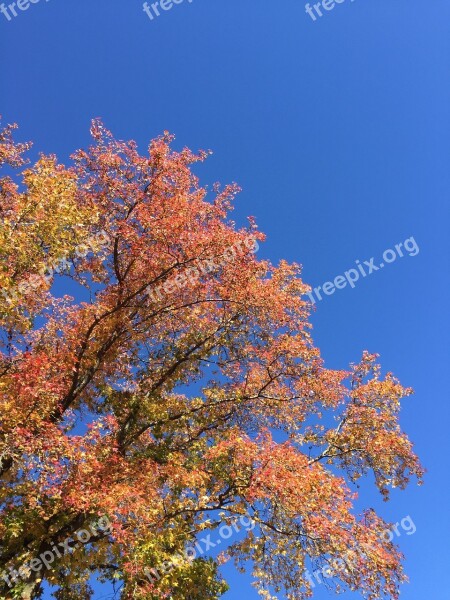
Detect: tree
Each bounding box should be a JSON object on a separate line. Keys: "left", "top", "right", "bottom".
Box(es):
{"left": 0, "top": 118, "right": 423, "bottom": 600}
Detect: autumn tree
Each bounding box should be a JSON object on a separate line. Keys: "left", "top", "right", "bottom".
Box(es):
{"left": 0, "top": 119, "right": 423, "bottom": 600}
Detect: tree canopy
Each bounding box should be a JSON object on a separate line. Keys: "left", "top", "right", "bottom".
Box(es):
{"left": 0, "top": 119, "right": 423, "bottom": 600}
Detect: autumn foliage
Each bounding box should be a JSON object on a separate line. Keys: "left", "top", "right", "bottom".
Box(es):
{"left": 0, "top": 119, "right": 423, "bottom": 600}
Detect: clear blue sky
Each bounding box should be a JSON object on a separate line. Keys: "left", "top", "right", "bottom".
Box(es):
{"left": 1, "top": 1, "right": 449, "bottom": 598}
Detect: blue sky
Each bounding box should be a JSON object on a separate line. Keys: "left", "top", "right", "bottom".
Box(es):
{"left": 1, "top": 0, "right": 449, "bottom": 598}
